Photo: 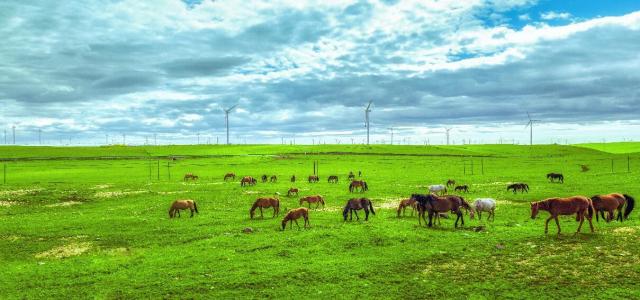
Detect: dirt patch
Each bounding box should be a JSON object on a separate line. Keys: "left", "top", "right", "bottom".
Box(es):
{"left": 0, "top": 188, "right": 44, "bottom": 197}
{"left": 45, "top": 201, "right": 82, "bottom": 208}
{"left": 243, "top": 190, "right": 262, "bottom": 195}
{"left": 157, "top": 191, "right": 190, "bottom": 195}
{"left": 92, "top": 184, "right": 112, "bottom": 190}
{"left": 613, "top": 227, "right": 637, "bottom": 235}
{"left": 94, "top": 190, "right": 147, "bottom": 198}
{"left": 35, "top": 242, "right": 92, "bottom": 259}
{"left": 0, "top": 201, "right": 19, "bottom": 207}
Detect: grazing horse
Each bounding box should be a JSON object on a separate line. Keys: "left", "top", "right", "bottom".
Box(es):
{"left": 308, "top": 175, "right": 319, "bottom": 183}
{"left": 590, "top": 193, "right": 635, "bottom": 222}
{"left": 291, "top": 175, "right": 296, "bottom": 182}
{"left": 343, "top": 198, "right": 375, "bottom": 221}
{"left": 287, "top": 188, "right": 299, "bottom": 197}
{"left": 299, "top": 195, "right": 325, "bottom": 209}
{"left": 250, "top": 197, "right": 280, "bottom": 219}
{"left": 454, "top": 185, "right": 469, "bottom": 193}
{"left": 328, "top": 175, "right": 339, "bottom": 183}
{"left": 261, "top": 175, "right": 268, "bottom": 183}
{"left": 547, "top": 173, "right": 564, "bottom": 183}
{"left": 428, "top": 184, "right": 447, "bottom": 196}
{"left": 507, "top": 183, "right": 528, "bottom": 193}
{"left": 223, "top": 173, "right": 236, "bottom": 181}
{"left": 411, "top": 194, "right": 470, "bottom": 228}
{"left": 169, "top": 199, "right": 199, "bottom": 218}
{"left": 183, "top": 173, "right": 199, "bottom": 181}
{"left": 270, "top": 175, "right": 277, "bottom": 183}
{"left": 240, "top": 176, "right": 257, "bottom": 187}
{"left": 470, "top": 198, "right": 496, "bottom": 221}
{"left": 397, "top": 198, "right": 417, "bottom": 217}
{"left": 530, "top": 196, "right": 594, "bottom": 235}
{"left": 281, "top": 208, "right": 310, "bottom": 230}
{"left": 348, "top": 172, "right": 355, "bottom": 181}
{"left": 349, "top": 180, "right": 368, "bottom": 193}
{"left": 446, "top": 179, "right": 456, "bottom": 187}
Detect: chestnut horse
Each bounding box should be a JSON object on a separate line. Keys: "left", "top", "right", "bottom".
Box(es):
{"left": 530, "top": 196, "right": 594, "bottom": 235}
{"left": 397, "top": 198, "right": 417, "bottom": 217}
{"left": 343, "top": 198, "right": 375, "bottom": 221}
{"left": 270, "top": 175, "right": 277, "bottom": 183}
{"left": 328, "top": 175, "right": 339, "bottom": 183}
{"left": 240, "top": 176, "right": 256, "bottom": 187}
{"left": 281, "top": 207, "right": 310, "bottom": 230}
{"left": 349, "top": 180, "right": 368, "bottom": 193}
{"left": 411, "top": 194, "right": 470, "bottom": 228}
{"left": 287, "top": 188, "right": 299, "bottom": 197}
{"left": 589, "top": 193, "right": 635, "bottom": 222}
{"left": 169, "top": 199, "right": 199, "bottom": 218}
{"left": 547, "top": 173, "right": 564, "bottom": 183}
{"left": 299, "top": 195, "right": 325, "bottom": 209}
{"left": 183, "top": 173, "right": 198, "bottom": 181}
{"left": 308, "top": 175, "right": 319, "bottom": 183}
{"left": 223, "top": 173, "right": 236, "bottom": 181}
{"left": 250, "top": 197, "right": 280, "bottom": 219}
{"left": 454, "top": 185, "right": 469, "bottom": 193}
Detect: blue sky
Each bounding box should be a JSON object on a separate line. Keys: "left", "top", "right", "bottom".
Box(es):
{"left": 1, "top": 0, "right": 640, "bottom": 145}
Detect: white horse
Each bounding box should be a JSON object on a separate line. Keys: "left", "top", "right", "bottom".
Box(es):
{"left": 428, "top": 184, "right": 447, "bottom": 195}
{"left": 470, "top": 198, "right": 496, "bottom": 221}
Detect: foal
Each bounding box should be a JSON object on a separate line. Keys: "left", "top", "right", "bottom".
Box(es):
{"left": 397, "top": 198, "right": 417, "bottom": 217}
{"left": 169, "top": 199, "right": 199, "bottom": 218}
{"left": 299, "top": 195, "right": 325, "bottom": 209}
{"left": 287, "top": 188, "right": 299, "bottom": 197}
{"left": 530, "top": 196, "right": 594, "bottom": 235}
{"left": 223, "top": 173, "right": 235, "bottom": 181}
{"left": 281, "top": 208, "right": 310, "bottom": 230}
{"left": 343, "top": 198, "right": 375, "bottom": 221}
{"left": 250, "top": 197, "right": 280, "bottom": 219}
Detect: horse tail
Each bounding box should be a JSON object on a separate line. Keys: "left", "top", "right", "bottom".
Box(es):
{"left": 193, "top": 201, "right": 199, "bottom": 214}
{"left": 623, "top": 194, "right": 635, "bottom": 219}
{"left": 364, "top": 182, "right": 369, "bottom": 191}
{"left": 369, "top": 200, "right": 375, "bottom": 215}
{"left": 587, "top": 197, "right": 595, "bottom": 219}
{"left": 169, "top": 207, "right": 173, "bottom": 218}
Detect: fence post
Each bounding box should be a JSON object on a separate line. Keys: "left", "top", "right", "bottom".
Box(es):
{"left": 148, "top": 160, "right": 152, "bottom": 181}
{"left": 611, "top": 159, "right": 614, "bottom": 173}
{"left": 628, "top": 156, "right": 630, "bottom": 173}
{"left": 157, "top": 160, "right": 160, "bottom": 180}
{"left": 481, "top": 158, "right": 484, "bottom": 175}
{"left": 167, "top": 162, "right": 171, "bottom": 180}
{"left": 3, "top": 164, "right": 6, "bottom": 184}
{"left": 463, "top": 160, "right": 466, "bottom": 175}
{"left": 471, "top": 159, "right": 474, "bottom": 175}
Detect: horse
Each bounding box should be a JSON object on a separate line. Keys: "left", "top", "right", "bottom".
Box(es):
{"left": 169, "top": 199, "right": 199, "bottom": 218}
{"left": 507, "top": 183, "right": 528, "bottom": 193}
{"left": 281, "top": 207, "right": 310, "bottom": 230}
{"left": 299, "top": 195, "right": 325, "bottom": 209}
{"left": 358, "top": 171, "right": 362, "bottom": 177}
{"left": 411, "top": 193, "right": 470, "bottom": 228}
{"left": 287, "top": 188, "right": 299, "bottom": 197}
{"left": 348, "top": 172, "right": 355, "bottom": 181}
{"left": 291, "top": 175, "right": 296, "bottom": 182}
{"left": 470, "top": 198, "right": 496, "bottom": 221}
{"left": 428, "top": 184, "right": 447, "bottom": 196}
{"left": 530, "top": 196, "right": 595, "bottom": 235}
{"left": 343, "top": 198, "right": 375, "bottom": 221}
{"left": 270, "top": 175, "right": 277, "bottom": 183}
{"left": 446, "top": 179, "right": 456, "bottom": 187}
{"left": 589, "top": 193, "right": 635, "bottom": 222}
{"left": 397, "top": 198, "right": 417, "bottom": 217}
{"left": 328, "top": 175, "right": 339, "bottom": 183}
{"left": 349, "top": 180, "right": 368, "bottom": 193}
{"left": 223, "top": 173, "right": 235, "bottom": 181}
{"left": 308, "top": 175, "right": 319, "bottom": 183}
{"left": 261, "top": 175, "right": 268, "bottom": 183}
{"left": 454, "top": 185, "right": 469, "bottom": 193}
{"left": 240, "top": 176, "right": 256, "bottom": 187}
{"left": 183, "top": 173, "right": 198, "bottom": 181}
{"left": 547, "top": 173, "right": 564, "bottom": 183}
{"left": 250, "top": 197, "right": 280, "bottom": 219}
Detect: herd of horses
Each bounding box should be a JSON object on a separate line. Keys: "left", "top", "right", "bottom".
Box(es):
{"left": 170, "top": 171, "right": 635, "bottom": 235}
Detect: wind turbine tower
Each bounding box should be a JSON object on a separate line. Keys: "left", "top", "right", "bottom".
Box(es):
{"left": 525, "top": 112, "right": 541, "bottom": 146}
{"left": 445, "top": 128, "right": 452, "bottom": 145}
{"left": 224, "top": 104, "right": 238, "bottom": 145}
{"left": 364, "top": 100, "right": 372, "bottom": 145}
{"left": 388, "top": 127, "right": 394, "bottom": 145}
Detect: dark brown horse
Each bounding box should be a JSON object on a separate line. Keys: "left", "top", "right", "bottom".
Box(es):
{"left": 299, "top": 195, "right": 325, "bottom": 209}
{"left": 530, "top": 196, "right": 594, "bottom": 235}
{"left": 250, "top": 197, "right": 280, "bottom": 219}
{"left": 270, "top": 175, "right": 277, "bottom": 183}
{"left": 446, "top": 179, "right": 456, "bottom": 187}
{"left": 454, "top": 185, "right": 469, "bottom": 193}
{"left": 223, "top": 173, "right": 236, "bottom": 181}
{"left": 183, "top": 173, "right": 199, "bottom": 181}
{"left": 590, "top": 193, "right": 635, "bottom": 222}
{"left": 411, "top": 194, "right": 470, "bottom": 228}
{"left": 547, "top": 173, "right": 564, "bottom": 183}
{"left": 328, "top": 175, "right": 339, "bottom": 183}
{"left": 281, "top": 207, "right": 310, "bottom": 230}
{"left": 349, "top": 180, "right": 368, "bottom": 193}
{"left": 240, "top": 176, "right": 256, "bottom": 187}
{"left": 169, "top": 199, "right": 199, "bottom": 218}
{"left": 507, "top": 183, "right": 529, "bottom": 193}
{"left": 308, "top": 175, "right": 319, "bottom": 183}
{"left": 287, "top": 188, "right": 299, "bottom": 197}
{"left": 343, "top": 198, "right": 375, "bottom": 221}
{"left": 261, "top": 175, "right": 268, "bottom": 183}
{"left": 397, "top": 198, "right": 417, "bottom": 217}
{"left": 291, "top": 175, "right": 296, "bottom": 182}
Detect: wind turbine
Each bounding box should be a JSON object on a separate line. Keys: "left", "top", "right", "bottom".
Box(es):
{"left": 387, "top": 127, "right": 394, "bottom": 145}
{"left": 525, "top": 112, "right": 541, "bottom": 146}
{"left": 445, "top": 128, "right": 452, "bottom": 145}
{"left": 224, "top": 104, "right": 238, "bottom": 145}
{"left": 364, "top": 100, "right": 373, "bottom": 145}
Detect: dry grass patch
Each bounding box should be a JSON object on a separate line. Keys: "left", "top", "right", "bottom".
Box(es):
{"left": 35, "top": 242, "right": 93, "bottom": 259}
{"left": 94, "top": 190, "right": 147, "bottom": 198}
{"left": 45, "top": 201, "right": 82, "bottom": 208}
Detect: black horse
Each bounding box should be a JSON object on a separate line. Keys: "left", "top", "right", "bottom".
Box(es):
{"left": 546, "top": 173, "right": 564, "bottom": 183}
{"left": 343, "top": 198, "right": 375, "bottom": 221}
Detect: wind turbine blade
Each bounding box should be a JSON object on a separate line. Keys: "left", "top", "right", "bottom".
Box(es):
{"left": 227, "top": 104, "right": 238, "bottom": 112}
{"left": 526, "top": 111, "right": 531, "bottom": 120}
{"left": 525, "top": 121, "right": 531, "bottom": 129}
{"left": 366, "top": 100, "right": 372, "bottom": 110}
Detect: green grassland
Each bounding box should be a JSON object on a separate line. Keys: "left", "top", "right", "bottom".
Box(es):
{"left": 1, "top": 144, "right": 639, "bottom": 299}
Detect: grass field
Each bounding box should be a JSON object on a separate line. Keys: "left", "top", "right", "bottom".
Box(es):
{"left": 1, "top": 144, "right": 640, "bottom": 299}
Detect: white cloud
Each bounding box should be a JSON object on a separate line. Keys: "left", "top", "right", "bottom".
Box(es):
{"left": 540, "top": 11, "right": 572, "bottom": 20}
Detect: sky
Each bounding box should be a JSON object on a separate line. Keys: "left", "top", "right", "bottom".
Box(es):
{"left": 1, "top": 0, "right": 640, "bottom": 146}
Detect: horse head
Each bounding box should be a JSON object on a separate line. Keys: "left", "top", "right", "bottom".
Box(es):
{"left": 530, "top": 202, "right": 540, "bottom": 219}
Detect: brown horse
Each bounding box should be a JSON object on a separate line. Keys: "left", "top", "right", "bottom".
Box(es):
{"left": 240, "top": 176, "right": 256, "bottom": 187}
{"left": 250, "top": 197, "right": 280, "bottom": 219}
{"left": 590, "top": 193, "right": 635, "bottom": 222}
{"left": 281, "top": 207, "right": 310, "bottom": 230}
{"left": 169, "top": 199, "right": 199, "bottom": 218}
{"left": 308, "top": 175, "right": 319, "bottom": 183}
{"left": 328, "top": 175, "right": 339, "bottom": 183}
{"left": 507, "top": 183, "right": 529, "bottom": 193}
{"left": 454, "top": 185, "right": 469, "bottom": 193}
{"left": 343, "top": 198, "right": 375, "bottom": 221}
{"left": 261, "top": 175, "right": 268, "bottom": 183}
{"left": 397, "top": 198, "right": 417, "bottom": 217}
{"left": 446, "top": 179, "right": 456, "bottom": 187}
{"left": 299, "top": 195, "right": 325, "bottom": 209}
{"left": 287, "top": 188, "right": 299, "bottom": 197}
{"left": 270, "top": 175, "right": 277, "bottom": 183}
{"left": 349, "top": 180, "right": 368, "bottom": 193}
{"left": 530, "top": 196, "right": 595, "bottom": 235}
{"left": 183, "top": 173, "right": 199, "bottom": 181}
{"left": 547, "top": 173, "right": 564, "bottom": 183}
{"left": 291, "top": 175, "right": 296, "bottom": 182}
{"left": 223, "top": 173, "right": 236, "bottom": 181}
{"left": 411, "top": 194, "right": 470, "bottom": 228}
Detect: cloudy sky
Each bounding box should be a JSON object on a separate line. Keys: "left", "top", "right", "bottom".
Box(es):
{"left": 1, "top": 0, "right": 640, "bottom": 145}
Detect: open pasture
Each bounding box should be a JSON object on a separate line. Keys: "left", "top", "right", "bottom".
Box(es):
{"left": 1, "top": 144, "right": 639, "bottom": 299}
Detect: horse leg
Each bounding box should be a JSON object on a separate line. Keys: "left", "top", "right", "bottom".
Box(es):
{"left": 354, "top": 210, "right": 360, "bottom": 220}
{"left": 460, "top": 211, "right": 464, "bottom": 227}
{"left": 364, "top": 208, "right": 369, "bottom": 221}
{"left": 544, "top": 216, "right": 553, "bottom": 234}
{"left": 177, "top": 209, "right": 181, "bottom": 218}
{"left": 294, "top": 219, "right": 300, "bottom": 229}
{"left": 478, "top": 211, "right": 482, "bottom": 221}
{"left": 554, "top": 216, "right": 561, "bottom": 235}
{"left": 587, "top": 212, "right": 595, "bottom": 233}
{"left": 190, "top": 208, "right": 194, "bottom": 218}
{"left": 576, "top": 212, "right": 585, "bottom": 234}
{"left": 260, "top": 207, "right": 264, "bottom": 219}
